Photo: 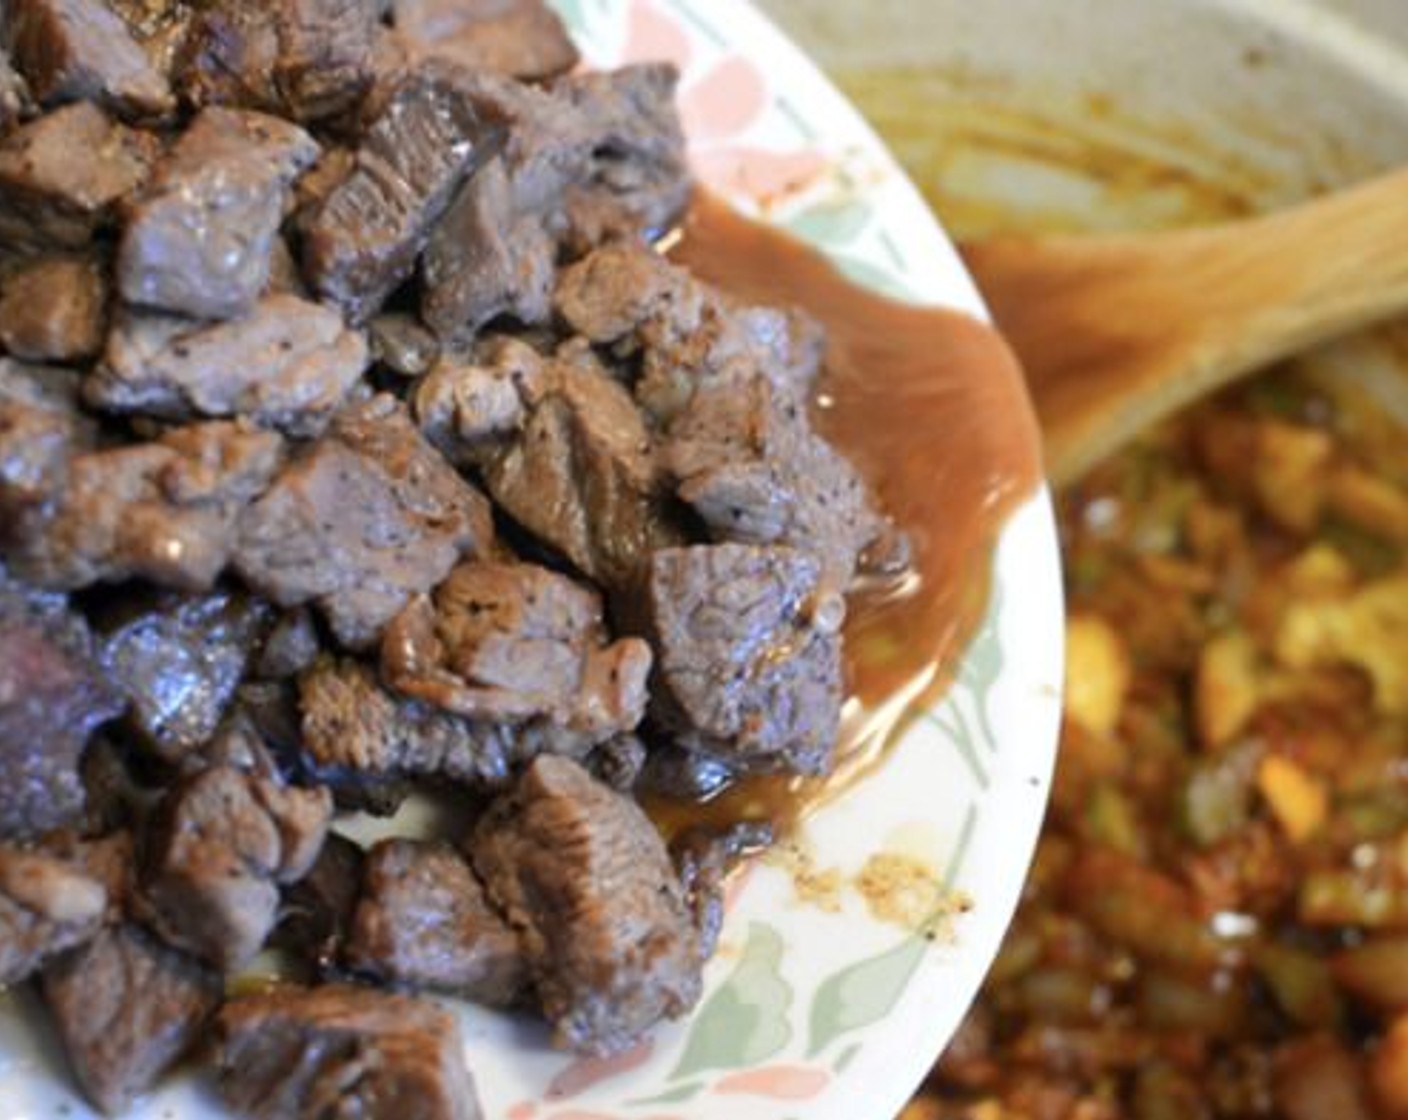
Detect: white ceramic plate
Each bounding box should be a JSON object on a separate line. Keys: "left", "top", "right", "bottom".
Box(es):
{"left": 0, "top": 2, "right": 1064, "bottom": 1117}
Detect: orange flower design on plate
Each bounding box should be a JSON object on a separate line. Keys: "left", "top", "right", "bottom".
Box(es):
{"left": 621, "top": 0, "right": 829, "bottom": 208}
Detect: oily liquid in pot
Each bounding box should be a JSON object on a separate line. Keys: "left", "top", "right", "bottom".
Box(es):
{"left": 654, "top": 192, "right": 1043, "bottom": 837}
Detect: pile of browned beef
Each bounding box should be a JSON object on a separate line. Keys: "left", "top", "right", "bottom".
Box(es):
{"left": 0, "top": 1, "right": 900, "bottom": 1116}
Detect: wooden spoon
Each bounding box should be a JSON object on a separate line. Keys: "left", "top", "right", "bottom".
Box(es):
{"left": 959, "top": 166, "right": 1408, "bottom": 486}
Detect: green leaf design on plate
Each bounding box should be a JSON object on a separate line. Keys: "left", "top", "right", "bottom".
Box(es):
{"left": 628, "top": 1080, "right": 707, "bottom": 1107}
{"left": 547, "top": 0, "right": 594, "bottom": 37}
{"left": 807, "top": 935, "right": 927, "bottom": 1058}
{"left": 673, "top": 922, "right": 793, "bottom": 1079}
{"left": 923, "top": 703, "right": 990, "bottom": 791}
{"left": 831, "top": 254, "right": 919, "bottom": 303}
{"left": 957, "top": 579, "right": 1005, "bottom": 752}
{"left": 784, "top": 198, "right": 875, "bottom": 250}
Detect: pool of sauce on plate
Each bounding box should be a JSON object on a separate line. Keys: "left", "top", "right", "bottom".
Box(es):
{"left": 652, "top": 191, "right": 1043, "bottom": 837}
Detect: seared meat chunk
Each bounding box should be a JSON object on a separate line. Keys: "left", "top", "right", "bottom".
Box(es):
{"left": 106, "top": 0, "right": 194, "bottom": 87}
{"left": 117, "top": 107, "right": 319, "bottom": 320}
{"left": 421, "top": 65, "right": 687, "bottom": 340}
{"left": 421, "top": 157, "right": 555, "bottom": 338}
{"left": 641, "top": 544, "right": 845, "bottom": 775}
{"left": 0, "top": 845, "right": 107, "bottom": 983}
{"left": 0, "top": 256, "right": 106, "bottom": 362}
{"left": 347, "top": 839, "right": 525, "bottom": 1005}
{"left": 138, "top": 764, "right": 332, "bottom": 969}
{"left": 272, "top": 0, "right": 380, "bottom": 122}
{"left": 303, "top": 66, "right": 498, "bottom": 322}
{"left": 417, "top": 340, "right": 677, "bottom": 588}
{"left": 556, "top": 240, "right": 825, "bottom": 421}
{"left": 90, "top": 295, "right": 369, "bottom": 436}
{"left": 44, "top": 830, "right": 135, "bottom": 920}
{"left": 394, "top": 0, "right": 578, "bottom": 80}
{"left": 214, "top": 983, "right": 483, "bottom": 1120}
{"left": 483, "top": 352, "right": 676, "bottom": 589}
{"left": 666, "top": 372, "right": 885, "bottom": 587}
{"left": 0, "top": 575, "right": 122, "bottom": 839}
{"left": 554, "top": 64, "right": 691, "bottom": 251}
{"left": 299, "top": 657, "right": 590, "bottom": 794}
{"left": 179, "top": 0, "right": 379, "bottom": 122}
{"left": 273, "top": 831, "right": 364, "bottom": 975}
{"left": 98, "top": 588, "right": 274, "bottom": 763}
{"left": 42, "top": 923, "right": 222, "bottom": 1116}
{"left": 9, "top": 420, "right": 283, "bottom": 591}
{"left": 558, "top": 243, "right": 884, "bottom": 584}
{"left": 0, "top": 102, "right": 158, "bottom": 251}
{"left": 5, "top": 0, "right": 174, "bottom": 119}
{"left": 382, "top": 560, "right": 651, "bottom": 742}
{"left": 0, "top": 51, "right": 27, "bottom": 133}
{"left": 237, "top": 395, "right": 493, "bottom": 649}
{"left": 0, "top": 358, "right": 94, "bottom": 516}
{"left": 473, "top": 756, "right": 702, "bottom": 1056}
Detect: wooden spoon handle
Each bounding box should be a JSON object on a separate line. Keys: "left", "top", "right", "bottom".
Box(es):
{"left": 962, "top": 165, "right": 1408, "bottom": 485}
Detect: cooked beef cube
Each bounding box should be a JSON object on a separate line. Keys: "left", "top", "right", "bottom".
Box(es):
{"left": 584, "top": 733, "right": 647, "bottom": 792}
{"left": 0, "top": 102, "right": 158, "bottom": 252}
{"left": 553, "top": 64, "right": 690, "bottom": 251}
{"left": 302, "top": 66, "right": 498, "bottom": 323}
{"left": 394, "top": 0, "right": 578, "bottom": 80}
{"left": 0, "top": 358, "right": 94, "bottom": 516}
{"left": 417, "top": 339, "right": 678, "bottom": 588}
{"left": 178, "top": 0, "right": 378, "bottom": 123}
{"left": 0, "top": 845, "right": 107, "bottom": 983}
{"left": 485, "top": 353, "right": 678, "bottom": 589}
{"left": 0, "top": 51, "right": 28, "bottom": 133}
{"left": 641, "top": 544, "right": 844, "bottom": 775}
{"left": 177, "top": 3, "right": 282, "bottom": 114}
{"left": 90, "top": 295, "right": 369, "bottom": 436}
{"left": 0, "top": 256, "right": 106, "bottom": 362}
{"left": 557, "top": 242, "right": 883, "bottom": 583}
{"left": 672, "top": 820, "right": 772, "bottom": 958}
{"left": 45, "top": 829, "right": 137, "bottom": 920}
{"left": 557, "top": 240, "right": 825, "bottom": 416}
{"left": 421, "top": 156, "right": 555, "bottom": 339}
{"left": 421, "top": 64, "right": 687, "bottom": 341}
{"left": 666, "top": 373, "right": 886, "bottom": 587}
{"left": 138, "top": 764, "right": 332, "bottom": 969}
{"left": 106, "top": 0, "right": 195, "bottom": 86}
{"left": 413, "top": 334, "right": 541, "bottom": 464}
{"left": 255, "top": 606, "right": 322, "bottom": 680}
{"left": 382, "top": 560, "right": 651, "bottom": 744}
{"left": 5, "top": 0, "right": 174, "bottom": 119}
{"left": 98, "top": 588, "right": 274, "bottom": 763}
{"left": 370, "top": 312, "right": 441, "bottom": 378}
{"left": 273, "top": 831, "right": 363, "bottom": 975}
{"left": 42, "top": 923, "right": 222, "bottom": 1115}
{"left": 213, "top": 983, "right": 483, "bottom": 1120}
{"left": 473, "top": 756, "right": 701, "bottom": 1056}
{"left": 347, "top": 839, "right": 525, "bottom": 1006}
{"left": 299, "top": 657, "right": 579, "bottom": 793}
{"left": 236, "top": 394, "right": 492, "bottom": 649}
{"left": 0, "top": 576, "right": 123, "bottom": 839}
{"left": 273, "top": 0, "right": 380, "bottom": 122}
{"left": 117, "top": 108, "right": 319, "bottom": 320}
{"left": 9, "top": 419, "right": 283, "bottom": 591}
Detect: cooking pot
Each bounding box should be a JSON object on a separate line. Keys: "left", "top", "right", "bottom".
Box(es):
{"left": 758, "top": 0, "right": 1408, "bottom": 425}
